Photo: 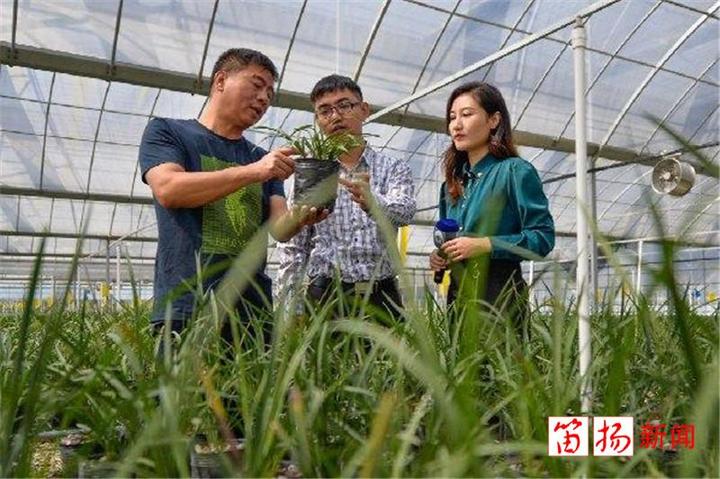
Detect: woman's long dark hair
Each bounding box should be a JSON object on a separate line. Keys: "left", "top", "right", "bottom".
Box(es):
{"left": 442, "top": 82, "right": 517, "bottom": 203}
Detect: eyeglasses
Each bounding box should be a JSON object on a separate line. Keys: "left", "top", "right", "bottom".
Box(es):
{"left": 315, "top": 101, "right": 360, "bottom": 120}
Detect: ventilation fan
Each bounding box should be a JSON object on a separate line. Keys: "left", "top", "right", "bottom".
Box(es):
{"left": 651, "top": 156, "right": 696, "bottom": 196}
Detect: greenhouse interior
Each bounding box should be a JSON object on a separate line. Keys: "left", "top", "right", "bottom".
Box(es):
{"left": 0, "top": 0, "right": 718, "bottom": 477}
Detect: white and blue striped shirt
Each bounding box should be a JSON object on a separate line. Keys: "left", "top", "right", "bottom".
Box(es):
{"left": 276, "top": 146, "right": 416, "bottom": 293}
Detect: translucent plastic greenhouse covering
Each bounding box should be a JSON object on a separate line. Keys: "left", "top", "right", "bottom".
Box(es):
{"left": 0, "top": 0, "right": 718, "bottom": 283}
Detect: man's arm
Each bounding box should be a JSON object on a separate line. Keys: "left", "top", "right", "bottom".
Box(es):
{"left": 145, "top": 147, "right": 295, "bottom": 209}
{"left": 268, "top": 195, "right": 329, "bottom": 242}
{"left": 274, "top": 191, "right": 317, "bottom": 308}
{"left": 340, "top": 159, "right": 416, "bottom": 227}
{"left": 372, "top": 158, "right": 416, "bottom": 226}
{"left": 275, "top": 222, "right": 313, "bottom": 306}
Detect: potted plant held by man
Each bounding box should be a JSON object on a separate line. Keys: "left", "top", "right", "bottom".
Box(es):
{"left": 259, "top": 124, "right": 365, "bottom": 212}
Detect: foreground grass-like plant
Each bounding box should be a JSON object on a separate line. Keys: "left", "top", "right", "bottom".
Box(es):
{"left": 1, "top": 255, "right": 717, "bottom": 477}
{"left": 0, "top": 124, "right": 717, "bottom": 478}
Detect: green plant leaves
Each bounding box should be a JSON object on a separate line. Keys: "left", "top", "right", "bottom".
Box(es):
{"left": 256, "top": 123, "right": 365, "bottom": 160}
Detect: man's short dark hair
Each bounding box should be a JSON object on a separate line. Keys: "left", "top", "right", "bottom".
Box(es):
{"left": 210, "top": 48, "right": 278, "bottom": 89}
{"left": 310, "top": 75, "right": 363, "bottom": 103}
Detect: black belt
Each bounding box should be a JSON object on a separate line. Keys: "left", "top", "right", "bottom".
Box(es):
{"left": 450, "top": 260, "right": 523, "bottom": 282}
{"left": 310, "top": 275, "right": 398, "bottom": 296}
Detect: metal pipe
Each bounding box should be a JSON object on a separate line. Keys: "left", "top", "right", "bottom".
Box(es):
{"left": 196, "top": 0, "right": 219, "bottom": 89}
{"left": 0, "top": 229, "right": 156, "bottom": 242}
{"left": 661, "top": 0, "right": 719, "bottom": 18}
{"left": 84, "top": 83, "right": 112, "bottom": 192}
{"left": 406, "top": 0, "right": 462, "bottom": 108}
{"left": 105, "top": 239, "right": 111, "bottom": 310}
{"left": 590, "top": 159, "right": 598, "bottom": 311}
{"left": 556, "top": 0, "right": 663, "bottom": 141}
{"left": 597, "top": 2, "right": 719, "bottom": 155}
{"left": 572, "top": 17, "right": 592, "bottom": 415}
{"left": 116, "top": 243, "right": 121, "bottom": 309}
{"left": 38, "top": 73, "right": 57, "bottom": 189}
{"left": 636, "top": 59, "right": 717, "bottom": 156}
{"left": 10, "top": 0, "right": 18, "bottom": 55}
{"left": 366, "top": 0, "right": 621, "bottom": 123}
{"left": 542, "top": 142, "right": 717, "bottom": 185}
{"left": 353, "top": 0, "right": 392, "bottom": 81}
{"left": 105, "top": 239, "right": 111, "bottom": 285}
{"left": 109, "top": 0, "right": 124, "bottom": 72}
{"left": 636, "top": 240, "right": 644, "bottom": 296}
{"left": 514, "top": 41, "right": 570, "bottom": 128}
{"left": 74, "top": 276, "right": 80, "bottom": 309}
{"left": 481, "top": 0, "right": 536, "bottom": 82}
{"left": 276, "top": 0, "right": 308, "bottom": 91}
{"left": 528, "top": 260, "right": 535, "bottom": 304}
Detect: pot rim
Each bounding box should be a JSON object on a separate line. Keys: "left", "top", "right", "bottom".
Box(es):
{"left": 294, "top": 156, "right": 340, "bottom": 163}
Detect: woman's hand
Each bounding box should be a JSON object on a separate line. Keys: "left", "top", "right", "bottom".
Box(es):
{"left": 429, "top": 249, "right": 448, "bottom": 272}
{"left": 442, "top": 237, "right": 492, "bottom": 262}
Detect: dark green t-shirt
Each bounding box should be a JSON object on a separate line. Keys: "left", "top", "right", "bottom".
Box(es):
{"left": 139, "top": 118, "right": 284, "bottom": 323}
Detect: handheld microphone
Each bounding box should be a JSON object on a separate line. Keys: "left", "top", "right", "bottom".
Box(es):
{"left": 433, "top": 218, "right": 460, "bottom": 284}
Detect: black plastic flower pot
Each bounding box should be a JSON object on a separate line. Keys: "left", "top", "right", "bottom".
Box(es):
{"left": 59, "top": 432, "right": 100, "bottom": 477}
{"left": 59, "top": 432, "right": 85, "bottom": 466}
{"left": 58, "top": 426, "right": 127, "bottom": 477}
{"left": 189, "top": 437, "right": 244, "bottom": 478}
{"left": 77, "top": 459, "right": 118, "bottom": 478}
{"left": 277, "top": 459, "right": 303, "bottom": 478}
{"left": 293, "top": 158, "right": 340, "bottom": 212}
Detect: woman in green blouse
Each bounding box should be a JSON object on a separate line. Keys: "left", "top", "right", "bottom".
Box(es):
{"left": 429, "top": 82, "right": 555, "bottom": 325}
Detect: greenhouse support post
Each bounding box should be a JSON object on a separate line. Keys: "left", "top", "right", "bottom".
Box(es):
{"left": 74, "top": 277, "right": 80, "bottom": 308}
{"left": 528, "top": 260, "right": 535, "bottom": 304}
{"left": 116, "top": 243, "right": 121, "bottom": 309}
{"left": 573, "top": 17, "right": 592, "bottom": 415}
{"left": 636, "top": 240, "right": 643, "bottom": 295}
{"left": 105, "top": 239, "right": 111, "bottom": 286}
{"left": 105, "top": 239, "right": 111, "bottom": 310}
{"left": 590, "top": 161, "right": 598, "bottom": 309}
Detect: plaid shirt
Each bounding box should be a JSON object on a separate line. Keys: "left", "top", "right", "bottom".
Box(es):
{"left": 276, "top": 147, "right": 416, "bottom": 293}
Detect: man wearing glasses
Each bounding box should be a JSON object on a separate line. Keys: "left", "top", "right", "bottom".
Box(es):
{"left": 277, "top": 75, "right": 416, "bottom": 321}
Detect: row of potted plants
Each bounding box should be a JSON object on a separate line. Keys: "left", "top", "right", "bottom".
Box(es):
{"left": 56, "top": 430, "right": 301, "bottom": 478}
